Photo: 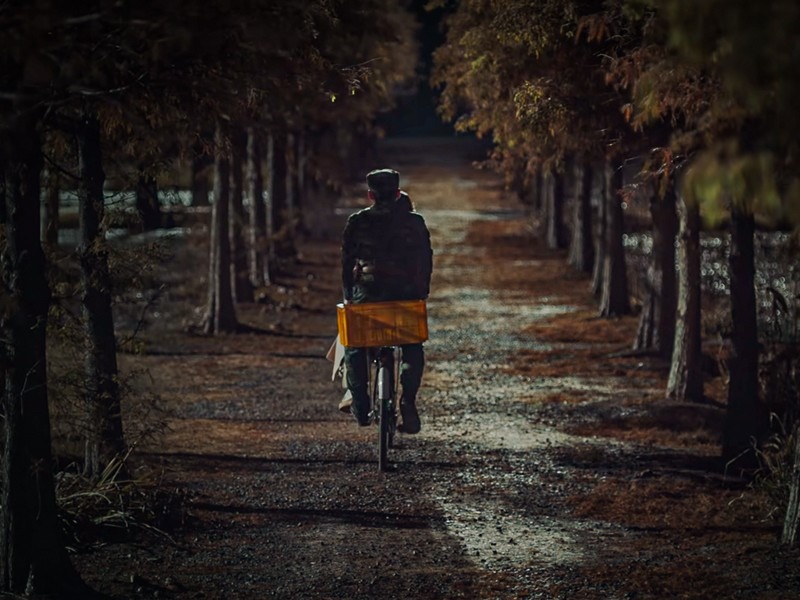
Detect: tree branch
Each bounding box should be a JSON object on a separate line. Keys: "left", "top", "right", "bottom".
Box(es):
{"left": 42, "top": 152, "right": 81, "bottom": 183}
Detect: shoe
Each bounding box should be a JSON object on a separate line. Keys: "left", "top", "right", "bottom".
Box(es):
{"left": 398, "top": 396, "right": 420, "bottom": 434}
{"left": 351, "top": 406, "right": 370, "bottom": 426}
{"left": 351, "top": 396, "right": 371, "bottom": 427}
{"left": 338, "top": 392, "right": 352, "bottom": 414}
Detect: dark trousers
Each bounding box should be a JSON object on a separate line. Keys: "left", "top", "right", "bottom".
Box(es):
{"left": 344, "top": 343, "right": 425, "bottom": 407}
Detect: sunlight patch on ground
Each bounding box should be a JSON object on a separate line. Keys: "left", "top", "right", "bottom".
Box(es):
{"left": 428, "top": 289, "right": 576, "bottom": 336}
{"left": 526, "top": 375, "right": 663, "bottom": 397}
{"left": 426, "top": 208, "right": 523, "bottom": 221}
{"left": 424, "top": 412, "right": 579, "bottom": 451}
{"left": 437, "top": 499, "right": 584, "bottom": 571}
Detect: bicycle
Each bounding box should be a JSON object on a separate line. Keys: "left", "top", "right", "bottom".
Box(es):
{"left": 336, "top": 299, "right": 428, "bottom": 472}
{"left": 370, "top": 345, "right": 400, "bottom": 471}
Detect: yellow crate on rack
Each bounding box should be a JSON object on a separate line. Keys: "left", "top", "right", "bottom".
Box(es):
{"left": 337, "top": 300, "right": 428, "bottom": 347}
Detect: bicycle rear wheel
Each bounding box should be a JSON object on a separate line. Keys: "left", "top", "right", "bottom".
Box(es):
{"left": 379, "top": 396, "right": 391, "bottom": 471}
{"left": 376, "top": 355, "right": 395, "bottom": 471}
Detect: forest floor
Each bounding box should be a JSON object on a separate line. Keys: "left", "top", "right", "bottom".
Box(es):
{"left": 72, "top": 137, "right": 800, "bottom": 599}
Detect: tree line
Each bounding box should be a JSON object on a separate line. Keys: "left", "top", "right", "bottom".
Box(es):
{"left": 0, "top": 1, "right": 417, "bottom": 595}
{"left": 431, "top": 0, "right": 800, "bottom": 543}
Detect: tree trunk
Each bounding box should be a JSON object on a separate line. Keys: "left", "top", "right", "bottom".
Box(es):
{"left": 135, "top": 172, "right": 160, "bottom": 230}
{"left": 510, "top": 166, "right": 527, "bottom": 204}
{"left": 1, "top": 123, "right": 89, "bottom": 596}
{"left": 77, "top": 114, "right": 127, "bottom": 479}
{"left": 292, "top": 132, "right": 307, "bottom": 234}
{"left": 229, "top": 130, "right": 254, "bottom": 303}
{"left": 0, "top": 163, "right": 5, "bottom": 224}
{"left": 191, "top": 154, "right": 211, "bottom": 207}
{"left": 634, "top": 182, "right": 678, "bottom": 358}
{"left": 666, "top": 188, "right": 703, "bottom": 401}
{"left": 264, "top": 133, "right": 278, "bottom": 274}
{"left": 567, "top": 161, "right": 594, "bottom": 273}
{"left": 269, "top": 130, "right": 286, "bottom": 235}
{"left": 246, "top": 127, "right": 270, "bottom": 287}
{"left": 539, "top": 170, "right": 550, "bottom": 241}
{"left": 203, "top": 121, "right": 238, "bottom": 334}
{"left": 42, "top": 168, "right": 60, "bottom": 249}
{"left": 599, "top": 160, "right": 631, "bottom": 316}
{"left": 591, "top": 163, "right": 607, "bottom": 297}
{"left": 723, "top": 208, "right": 763, "bottom": 465}
{"left": 270, "top": 128, "right": 296, "bottom": 258}
{"left": 286, "top": 132, "right": 297, "bottom": 237}
{"left": 782, "top": 425, "right": 800, "bottom": 545}
{"left": 533, "top": 169, "right": 543, "bottom": 213}
{"left": 545, "top": 169, "right": 566, "bottom": 250}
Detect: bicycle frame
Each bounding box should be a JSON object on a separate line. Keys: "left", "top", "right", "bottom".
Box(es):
{"left": 369, "top": 346, "right": 400, "bottom": 471}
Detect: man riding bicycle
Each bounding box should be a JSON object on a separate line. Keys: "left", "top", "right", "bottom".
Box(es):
{"left": 341, "top": 169, "right": 433, "bottom": 433}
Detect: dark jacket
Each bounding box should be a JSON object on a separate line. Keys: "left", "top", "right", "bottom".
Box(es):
{"left": 342, "top": 200, "right": 433, "bottom": 303}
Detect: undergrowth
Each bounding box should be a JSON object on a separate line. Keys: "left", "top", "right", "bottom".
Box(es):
{"left": 749, "top": 283, "right": 800, "bottom": 524}
{"left": 56, "top": 454, "right": 191, "bottom": 552}
{"left": 45, "top": 231, "right": 180, "bottom": 550}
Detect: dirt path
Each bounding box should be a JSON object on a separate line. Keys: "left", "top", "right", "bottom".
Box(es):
{"left": 74, "top": 138, "right": 799, "bottom": 599}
